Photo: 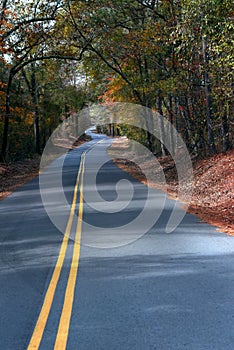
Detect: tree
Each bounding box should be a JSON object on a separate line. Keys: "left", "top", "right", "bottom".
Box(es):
{"left": 64, "top": 1, "right": 173, "bottom": 151}
{"left": 1, "top": 0, "right": 233, "bottom": 160}
{"left": 0, "top": 0, "right": 87, "bottom": 160}
{"left": 172, "top": 0, "right": 234, "bottom": 155}
{"left": 0, "top": 1, "right": 62, "bottom": 159}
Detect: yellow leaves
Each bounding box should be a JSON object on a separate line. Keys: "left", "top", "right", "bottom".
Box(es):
{"left": 24, "top": 111, "right": 34, "bottom": 125}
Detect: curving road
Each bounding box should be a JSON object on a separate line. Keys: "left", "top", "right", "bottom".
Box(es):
{"left": 0, "top": 134, "right": 234, "bottom": 350}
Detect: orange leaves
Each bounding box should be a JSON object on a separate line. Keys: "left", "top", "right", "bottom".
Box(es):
{"left": 0, "top": 82, "right": 6, "bottom": 89}
{"left": 0, "top": 80, "right": 6, "bottom": 112}
{"left": 12, "top": 106, "right": 22, "bottom": 114}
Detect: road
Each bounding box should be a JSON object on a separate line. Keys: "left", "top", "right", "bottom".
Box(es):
{"left": 0, "top": 134, "right": 234, "bottom": 350}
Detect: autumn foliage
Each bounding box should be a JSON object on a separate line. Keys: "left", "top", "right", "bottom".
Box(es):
{"left": 0, "top": 0, "right": 234, "bottom": 161}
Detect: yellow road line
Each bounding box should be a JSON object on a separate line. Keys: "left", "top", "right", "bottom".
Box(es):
{"left": 54, "top": 154, "right": 85, "bottom": 350}
{"left": 27, "top": 153, "right": 85, "bottom": 350}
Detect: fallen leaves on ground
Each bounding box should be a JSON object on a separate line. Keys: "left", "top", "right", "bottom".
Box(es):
{"left": 109, "top": 137, "right": 234, "bottom": 236}
{"left": 0, "top": 157, "right": 40, "bottom": 201}
{"left": 0, "top": 135, "right": 91, "bottom": 201}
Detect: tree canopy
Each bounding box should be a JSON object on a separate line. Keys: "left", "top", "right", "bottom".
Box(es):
{"left": 0, "top": 0, "right": 233, "bottom": 160}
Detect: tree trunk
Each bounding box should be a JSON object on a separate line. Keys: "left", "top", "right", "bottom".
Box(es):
{"left": 157, "top": 94, "right": 166, "bottom": 156}
{"left": 1, "top": 71, "right": 13, "bottom": 161}
{"left": 31, "top": 65, "right": 41, "bottom": 154}
{"left": 174, "top": 96, "right": 180, "bottom": 150}
{"left": 178, "top": 96, "right": 192, "bottom": 150}
{"left": 168, "top": 95, "right": 175, "bottom": 155}
{"left": 202, "top": 38, "right": 216, "bottom": 155}
{"left": 22, "top": 65, "right": 41, "bottom": 154}
{"left": 33, "top": 102, "right": 40, "bottom": 154}
{"left": 220, "top": 111, "right": 230, "bottom": 153}
{"left": 108, "top": 123, "right": 112, "bottom": 136}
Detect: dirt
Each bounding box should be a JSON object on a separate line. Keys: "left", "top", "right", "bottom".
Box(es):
{"left": 109, "top": 137, "right": 234, "bottom": 236}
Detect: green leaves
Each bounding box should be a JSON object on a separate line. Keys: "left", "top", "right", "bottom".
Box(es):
{"left": 1, "top": 0, "right": 233, "bottom": 159}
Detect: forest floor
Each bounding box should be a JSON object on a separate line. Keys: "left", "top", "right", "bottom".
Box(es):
{"left": 109, "top": 137, "right": 234, "bottom": 236}
{"left": 0, "top": 156, "right": 40, "bottom": 201}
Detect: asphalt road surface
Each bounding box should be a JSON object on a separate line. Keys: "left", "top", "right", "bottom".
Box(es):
{"left": 1, "top": 134, "right": 234, "bottom": 350}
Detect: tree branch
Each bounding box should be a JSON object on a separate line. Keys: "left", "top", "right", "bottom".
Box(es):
{"left": 66, "top": 2, "right": 143, "bottom": 103}
{"left": 0, "top": 0, "right": 8, "bottom": 25}
{"left": 2, "top": 17, "right": 56, "bottom": 40}
{"left": 13, "top": 50, "right": 87, "bottom": 75}
{"left": 135, "top": 0, "right": 167, "bottom": 21}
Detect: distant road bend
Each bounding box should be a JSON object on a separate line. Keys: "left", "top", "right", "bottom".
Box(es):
{"left": 0, "top": 130, "right": 234, "bottom": 350}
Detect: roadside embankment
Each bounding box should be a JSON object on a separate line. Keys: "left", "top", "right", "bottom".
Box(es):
{"left": 109, "top": 137, "right": 234, "bottom": 236}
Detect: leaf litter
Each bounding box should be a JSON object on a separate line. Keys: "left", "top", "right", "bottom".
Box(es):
{"left": 109, "top": 137, "right": 234, "bottom": 236}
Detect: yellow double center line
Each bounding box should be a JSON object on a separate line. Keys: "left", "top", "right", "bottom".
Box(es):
{"left": 28, "top": 151, "right": 86, "bottom": 350}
